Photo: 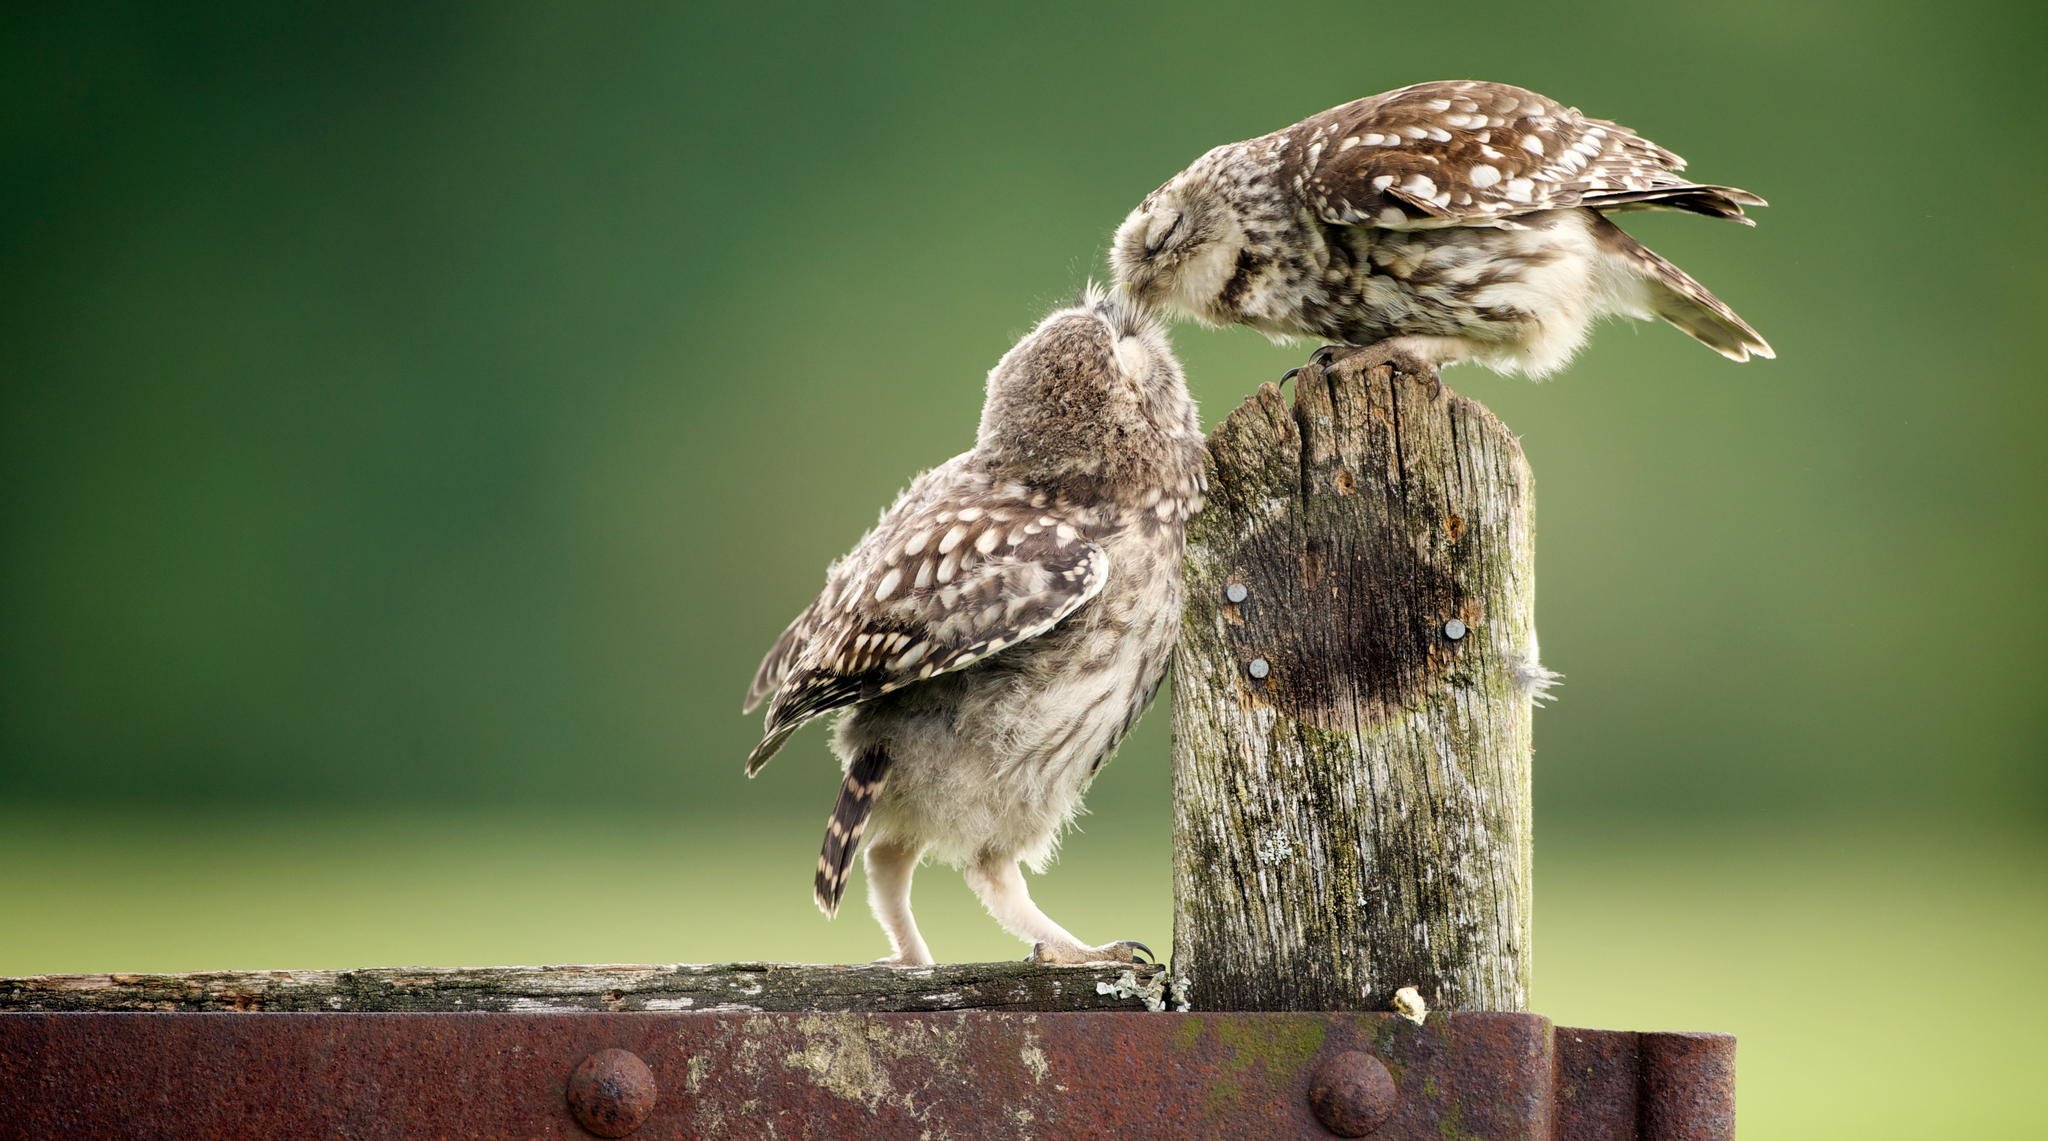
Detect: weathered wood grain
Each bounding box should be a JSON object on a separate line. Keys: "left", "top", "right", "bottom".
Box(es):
{"left": 1171, "top": 353, "right": 1541, "bottom": 1013}
{"left": 0, "top": 960, "right": 1171, "bottom": 1013}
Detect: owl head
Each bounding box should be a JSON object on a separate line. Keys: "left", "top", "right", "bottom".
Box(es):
{"left": 974, "top": 285, "right": 1196, "bottom": 489}
{"left": 1108, "top": 149, "right": 1245, "bottom": 321}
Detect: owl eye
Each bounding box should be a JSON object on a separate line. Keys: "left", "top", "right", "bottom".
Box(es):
{"left": 1143, "top": 212, "right": 1184, "bottom": 257}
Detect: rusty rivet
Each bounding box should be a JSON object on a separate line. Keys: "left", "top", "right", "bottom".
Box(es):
{"left": 1224, "top": 583, "right": 1249, "bottom": 603}
{"left": 1247, "top": 658, "right": 1270, "bottom": 679}
{"left": 1442, "top": 618, "right": 1467, "bottom": 641}
{"left": 1308, "top": 1049, "right": 1396, "bottom": 1137}
{"left": 567, "top": 1048, "right": 657, "bottom": 1138}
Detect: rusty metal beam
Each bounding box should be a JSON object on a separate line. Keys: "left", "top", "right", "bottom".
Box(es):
{"left": 0, "top": 1011, "right": 1731, "bottom": 1139}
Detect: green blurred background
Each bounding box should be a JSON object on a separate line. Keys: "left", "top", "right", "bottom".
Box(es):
{"left": 4, "top": 2, "right": 2043, "bottom": 1136}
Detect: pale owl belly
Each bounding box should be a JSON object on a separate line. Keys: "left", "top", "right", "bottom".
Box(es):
{"left": 1231, "top": 209, "right": 1635, "bottom": 375}
{"left": 837, "top": 531, "right": 1183, "bottom": 868}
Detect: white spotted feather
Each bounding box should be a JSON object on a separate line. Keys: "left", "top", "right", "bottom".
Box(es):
{"left": 744, "top": 465, "right": 1108, "bottom": 775}
{"left": 1298, "top": 81, "right": 1761, "bottom": 232}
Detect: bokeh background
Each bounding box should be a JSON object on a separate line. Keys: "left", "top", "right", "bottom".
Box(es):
{"left": 5, "top": 2, "right": 2044, "bottom": 1136}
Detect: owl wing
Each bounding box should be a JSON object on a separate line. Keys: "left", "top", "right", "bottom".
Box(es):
{"left": 744, "top": 461, "right": 965, "bottom": 717}
{"left": 1293, "top": 80, "right": 1761, "bottom": 231}
{"left": 744, "top": 599, "right": 822, "bottom": 714}
{"left": 744, "top": 487, "right": 1108, "bottom": 775}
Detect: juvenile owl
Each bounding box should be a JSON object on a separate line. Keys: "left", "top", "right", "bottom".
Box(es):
{"left": 742, "top": 287, "right": 1204, "bottom": 966}
{"left": 1112, "top": 80, "right": 1771, "bottom": 378}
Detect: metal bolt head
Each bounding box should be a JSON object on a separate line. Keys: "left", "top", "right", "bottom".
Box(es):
{"left": 1442, "top": 619, "right": 1467, "bottom": 641}
{"left": 1247, "top": 658, "right": 1270, "bottom": 680}
{"left": 1224, "top": 583, "right": 1249, "bottom": 604}
{"left": 567, "top": 1048, "right": 657, "bottom": 1138}
{"left": 1308, "top": 1049, "right": 1396, "bottom": 1137}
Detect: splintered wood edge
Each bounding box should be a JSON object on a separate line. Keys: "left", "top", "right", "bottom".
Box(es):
{"left": 0, "top": 961, "right": 1173, "bottom": 1013}
{"left": 1208, "top": 360, "right": 1523, "bottom": 478}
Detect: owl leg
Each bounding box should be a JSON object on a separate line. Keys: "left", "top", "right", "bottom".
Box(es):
{"left": 865, "top": 839, "right": 934, "bottom": 966}
{"left": 963, "top": 855, "right": 1153, "bottom": 966}
{"left": 1308, "top": 337, "right": 1468, "bottom": 397}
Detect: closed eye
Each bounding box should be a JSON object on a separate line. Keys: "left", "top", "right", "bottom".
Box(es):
{"left": 1143, "top": 213, "right": 1183, "bottom": 257}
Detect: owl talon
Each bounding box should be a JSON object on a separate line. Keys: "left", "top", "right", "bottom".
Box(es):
{"left": 873, "top": 952, "right": 933, "bottom": 967}
{"left": 1310, "top": 343, "right": 1400, "bottom": 377}
{"left": 1028, "top": 939, "right": 1153, "bottom": 966}
{"left": 1280, "top": 367, "right": 1302, "bottom": 386}
{"left": 1312, "top": 341, "right": 1445, "bottom": 394}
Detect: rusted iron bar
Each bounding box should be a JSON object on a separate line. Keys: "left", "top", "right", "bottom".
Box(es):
{"left": 0, "top": 1010, "right": 1732, "bottom": 1140}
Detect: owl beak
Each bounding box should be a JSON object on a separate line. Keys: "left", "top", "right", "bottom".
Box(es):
{"left": 1109, "top": 229, "right": 1158, "bottom": 299}
{"left": 1112, "top": 263, "right": 1161, "bottom": 308}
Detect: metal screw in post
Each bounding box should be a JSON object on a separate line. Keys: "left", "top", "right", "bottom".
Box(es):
{"left": 567, "top": 1048, "right": 658, "bottom": 1138}
{"left": 1307, "top": 1049, "right": 1397, "bottom": 1137}
{"left": 1442, "top": 618, "right": 1467, "bottom": 642}
{"left": 1224, "top": 583, "right": 1249, "bottom": 604}
{"left": 1247, "top": 658, "right": 1270, "bottom": 680}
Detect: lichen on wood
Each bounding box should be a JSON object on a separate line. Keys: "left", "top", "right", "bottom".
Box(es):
{"left": 1171, "top": 353, "right": 1539, "bottom": 1012}
{"left": 0, "top": 960, "right": 1169, "bottom": 1013}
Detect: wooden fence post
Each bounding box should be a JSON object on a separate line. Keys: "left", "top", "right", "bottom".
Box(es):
{"left": 1171, "top": 353, "right": 1542, "bottom": 1013}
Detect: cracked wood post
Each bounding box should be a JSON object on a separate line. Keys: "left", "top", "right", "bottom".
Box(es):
{"left": 1171, "top": 353, "right": 1540, "bottom": 1013}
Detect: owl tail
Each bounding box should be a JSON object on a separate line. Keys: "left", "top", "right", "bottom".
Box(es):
{"left": 814, "top": 746, "right": 891, "bottom": 916}
{"left": 1592, "top": 214, "right": 1774, "bottom": 363}
{"left": 1583, "top": 182, "right": 1766, "bottom": 225}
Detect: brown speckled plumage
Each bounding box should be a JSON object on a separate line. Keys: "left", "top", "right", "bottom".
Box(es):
{"left": 743, "top": 287, "right": 1203, "bottom": 966}
{"left": 1113, "top": 80, "right": 1772, "bottom": 376}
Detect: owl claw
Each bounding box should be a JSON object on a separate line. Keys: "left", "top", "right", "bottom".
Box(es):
{"left": 1280, "top": 367, "right": 1303, "bottom": 386}
{"left": 1027, "top": 939, "right": 1154, "bottom": 966}
{"left": 1309, "top": 342, "right": 1443, "bottom": 397}
{"left": 873, "top": 952, "right": 933, "bottom": 967}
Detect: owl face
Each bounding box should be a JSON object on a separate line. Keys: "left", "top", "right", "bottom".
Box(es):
{"left": 973, "top": 287, "right": 1193, "bottom": 486}
{"left": 985, "top": 290, "right": 1164, "bottom": 424}
{"left": 1110, "top": 170, "right": 1242, "bottom": 320}
{"left": 1084, "top": 286, "right": 1180, "bottom": 398}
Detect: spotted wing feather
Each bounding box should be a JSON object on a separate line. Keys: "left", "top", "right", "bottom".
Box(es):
{"left": 745, "top": 468, "right": 1108, "bottom": 775}
{"left": 1291, "top": 80, "right": 1759, "bottom": 231}
{"left": 744, "top": 599, "right": 820, "bottom": 714}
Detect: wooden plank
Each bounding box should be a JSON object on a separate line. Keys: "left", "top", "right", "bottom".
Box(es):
{"left": 0, "top": 960, "right": 1171, "bottom": 1013}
